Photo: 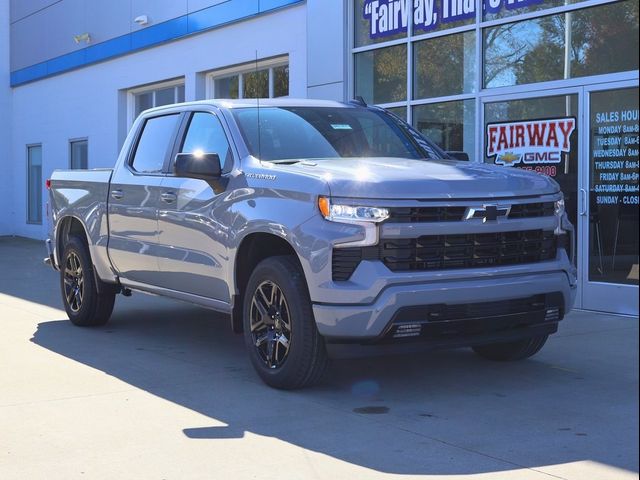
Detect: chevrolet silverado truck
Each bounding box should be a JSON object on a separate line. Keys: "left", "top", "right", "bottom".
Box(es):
{"left": 46, "top": 99, "right": 577, "bottom": 389}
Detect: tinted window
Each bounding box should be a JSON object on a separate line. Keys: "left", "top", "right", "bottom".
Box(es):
{"left": 181, "top": 113, "right": 233, "bottom": 170}
{"left": 131, "top": 114, "right": 180, "bottom": 173}
{"left": 232, "top": 107, "right": 440, "bottom": 161}
{"left": 70, "top": 140, "right": 88, "bottom": 169}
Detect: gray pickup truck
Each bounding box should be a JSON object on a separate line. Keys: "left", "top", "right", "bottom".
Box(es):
{"left": 46, "top": 99, "right": 576, "bottom": 389}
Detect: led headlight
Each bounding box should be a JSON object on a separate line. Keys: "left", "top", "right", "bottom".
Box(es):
{"left": 318, "top": 197, "right": 389, "bottom": 223}
{"left": 318, "top": 197, "right": 388, "bottom": 248}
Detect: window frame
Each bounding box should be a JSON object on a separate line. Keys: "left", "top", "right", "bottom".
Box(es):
{"left": 166, "top": 110, "right": 237, "bottom": 175}
{"left": 127, "top": 78, "right": 186, "bottom": 127}
{"left": 127, "top": 112, "right": 184, "bottom": 176}
{"left": 205, "top": 56, "right": 289, "bottom": 100}
{"left": 69, "top": 138, "right": 88, "bottom": 170}
{"left": 26, "top": 143, "right": 43, "bottom": 225}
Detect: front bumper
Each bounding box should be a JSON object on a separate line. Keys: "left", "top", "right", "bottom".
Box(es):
{"left": 313, "top": 269, "right": 576, "bottom": 342}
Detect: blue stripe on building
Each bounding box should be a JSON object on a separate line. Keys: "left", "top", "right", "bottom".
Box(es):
{"left": 10, "top": 0, "right": 303, "bottom": 87}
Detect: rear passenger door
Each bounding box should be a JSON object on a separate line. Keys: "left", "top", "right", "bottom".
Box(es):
{"left": 155, "top": 111, "right": 235, "bottom": 302}
{"left": 108, "top": 113, "right": 182, "bottom": 285}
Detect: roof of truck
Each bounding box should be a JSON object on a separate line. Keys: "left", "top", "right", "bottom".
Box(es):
{"left": 144, "top": 98, "right": 357, "bottom": 115}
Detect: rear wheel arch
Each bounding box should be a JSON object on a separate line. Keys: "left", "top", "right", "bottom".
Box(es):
{"left": 56, "top": 216, "right": 89, "bottom": 263}
{"left": 232, "top": 233, "right": 305, "bottom": 334}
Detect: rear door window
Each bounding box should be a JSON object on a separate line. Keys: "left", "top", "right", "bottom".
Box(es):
{"left": 131, "top": 114, "right": 180, "bottom": 173}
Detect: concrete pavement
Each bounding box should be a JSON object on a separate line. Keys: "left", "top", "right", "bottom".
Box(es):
{"left": 0, "top": 236, "right": 638, "bottom": 480}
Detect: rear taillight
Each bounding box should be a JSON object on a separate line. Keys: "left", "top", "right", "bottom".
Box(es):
{"left": 45, "top": 179, "right": 51, "bottom": 190}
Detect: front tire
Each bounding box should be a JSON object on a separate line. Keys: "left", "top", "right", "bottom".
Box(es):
{"left": 472, "top": 335, "right": 549, "bottom": 361}
{"left": 60, "top": 236, "right": 116, "bottom": 327}
{"left": 242, "top": 256, "right": 329, "bottom": 389}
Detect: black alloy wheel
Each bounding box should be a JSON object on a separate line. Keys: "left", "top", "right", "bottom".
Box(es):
{"left": 249, "top": 280, "right": 292, "bottom": 369}
{"left": 63, "top": 251, "right": 84, "bottom": 313}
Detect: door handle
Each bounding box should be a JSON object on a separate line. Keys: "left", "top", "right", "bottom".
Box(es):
{"left": 160, "top": 192, "right": 177, "bottom": 204}
{"left": 111, "top": 189, "right": 124, "bottom": 200}
{"left": 579, "top": 188, "right": 588, "bottom": 216}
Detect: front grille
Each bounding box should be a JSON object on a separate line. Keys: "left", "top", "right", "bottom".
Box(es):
{"left": 332, "top": 229, "right": 557, "bottom": 281}
{"left": 388, "top": 206, "right": 467, "bottom": 223}
{"left": 386, "top": 201, "right": 555, "bottom": 223}
{"left": 508, "top": 202, "right": 555, "bottom": 218}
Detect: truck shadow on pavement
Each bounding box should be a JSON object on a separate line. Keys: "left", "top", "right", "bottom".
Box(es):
{"left": 30, "top": 294, "right": 638, "bottom": 476}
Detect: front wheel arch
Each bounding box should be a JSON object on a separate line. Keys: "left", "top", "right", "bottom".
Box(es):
{"left": 232, "top": 233, "right": 304, "bottom": 334}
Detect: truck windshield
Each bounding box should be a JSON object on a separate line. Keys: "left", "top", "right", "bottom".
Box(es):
{"left": 231, "top": 106, "right": 443, "bottom": 161}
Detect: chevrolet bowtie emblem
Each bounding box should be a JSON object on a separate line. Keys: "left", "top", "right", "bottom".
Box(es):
{"left": 465, "top": 205, "right": 510, "bottom": 222}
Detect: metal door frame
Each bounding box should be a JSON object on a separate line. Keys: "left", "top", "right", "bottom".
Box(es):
{"left": 580, "top": 79, "right": 639, "bottom": 315}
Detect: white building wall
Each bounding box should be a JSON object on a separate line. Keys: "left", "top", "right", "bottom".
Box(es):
{"left": 0, "top": 0, "right": 12, "bottom": 235}
{"left": 8, "top": 4, "right": 307, "bottom": 239}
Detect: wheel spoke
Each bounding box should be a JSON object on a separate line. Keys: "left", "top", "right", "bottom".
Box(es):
{"left": 255, "top": 331, "right": 269, "bottom": 348}
{"left": 277, "top": 333, "right": 289, "bottom": 350}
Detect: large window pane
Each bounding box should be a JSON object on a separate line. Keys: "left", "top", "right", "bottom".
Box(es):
{"left": 484, "top": 1, "right": 639, "bottom": 89}
{"left": 483, "top": 0, "right": 586, "bottom": 21}
{"left": 483, "top": 95, "right": 579, "bottom": 229}
{"left": 131, "top": 114, "right": 180, "bottom": 173}
{"left": 155, "top": 87, "right": 176, "bottom": 107}
{"left": 273, "top": 65, "right": 289, "bottom": 98}
{"left": 70, "top": 140, "right": 88, "bottom": 169}
{"left": 355, "top": 44, "right": 407, "bottom": 104}
{"left": 589, "top": 87, "right": 639, "bottom": 285}
{"left": 134, "top": 92, "right": 153, "bottom": 117}
{"left": 354, "top": 0, "right": 406, "bottom": 47}
{"left": 243, "top": 69, "right": 269, "bottom": 99}
{"left": 27, "top": 145, "right": 42, "bottom": 224}
{"left": 413, "top": 100, "right": 475, "bottom": 155}
{"left": 215, "top": 76, "right": 239, "bottom": 99}
{"left": 414, "top": 31, "right": 476, "bottom": 99}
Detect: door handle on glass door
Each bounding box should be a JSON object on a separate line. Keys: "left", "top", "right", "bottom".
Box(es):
{"left": 579, "top": 188, "right": 587, "bottom": 216}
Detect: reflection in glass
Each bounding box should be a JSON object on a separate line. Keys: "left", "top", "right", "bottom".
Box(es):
{"left": 484, "top": 95, "right": 579, "bottom": 230}
{"left": 243, "top": 69, "right": 269, "bottom": 99}
{"left": 273, "top": 65, "right": 289, "bottom": 98}
{"left": 589, "top": 88, "right": 639, "bottom": 285}
{"left": 215, "top": 76, "right": 239, "bottom": 99}
{"left": 413, "top": 100, "right": 475, "bottom": 155}
{"left": 414, "top": 31, "right": 476, "bottom": 99}
{"left": 354, "top": 0, "right": 406, "bottom": 47}
{"left": 484, "top": 0, "right": 639, "bottom": 88}
{"left": 70, "top": 140, "right": 88, "bottom": 169}
{"left": 355, "top": 44, "right": 407, "bottom": 105}
{"left": 27, "top": 145, "right": 42, "bottom": 224}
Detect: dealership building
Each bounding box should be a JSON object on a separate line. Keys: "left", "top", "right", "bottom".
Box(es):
{"left": 0, "top": 0, "right": 637, "bottom": 315}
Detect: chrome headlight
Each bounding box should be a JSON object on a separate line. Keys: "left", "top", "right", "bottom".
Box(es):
{"left": 554, "top": 197, "right": 565, "bottom": 217}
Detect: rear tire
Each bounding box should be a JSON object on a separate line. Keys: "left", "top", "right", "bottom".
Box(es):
{"left": 60, "top": 236, "right": 116, "bottom": 327}
{"left": 242, "top": 255, "right": 329, "bottom": 389}
{"left": 472, "top": 335, "right": 549, "bottom": 361}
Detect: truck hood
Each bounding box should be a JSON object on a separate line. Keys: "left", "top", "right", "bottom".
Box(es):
{"left": 286, "top": 157, "right": 559, "bottom": 200}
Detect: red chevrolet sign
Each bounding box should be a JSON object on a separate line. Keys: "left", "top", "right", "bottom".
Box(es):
{"left": 486, "top": 117, "right": 576, "bottom": 166}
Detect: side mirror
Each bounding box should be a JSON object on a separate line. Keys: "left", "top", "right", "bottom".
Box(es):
{"left": 446, "top": 151, "right": 469, "bottom": 161}
{"left": 175, "top": 152, "right": 222, "bottom": 179}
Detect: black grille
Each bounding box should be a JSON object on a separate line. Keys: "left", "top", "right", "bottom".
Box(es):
{"left": 388, "top": 206, "right": 467, "bottom": 223}
{"left": 385, "top": 201, "right": 555, "bottom": 223}
{"left": 332, "top": 230, "right": 557, "bottom": 281}
{"left": 508, "top": 202, "right": 555, "bottom": 219}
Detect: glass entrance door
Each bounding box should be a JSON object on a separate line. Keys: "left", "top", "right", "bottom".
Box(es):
{"left": 581, "top": 83, "right": 639, "bottom": 315}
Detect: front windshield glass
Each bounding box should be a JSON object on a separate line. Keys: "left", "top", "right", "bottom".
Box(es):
{"left": 231, "top": 106, "right": 443, "bottom": 161}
